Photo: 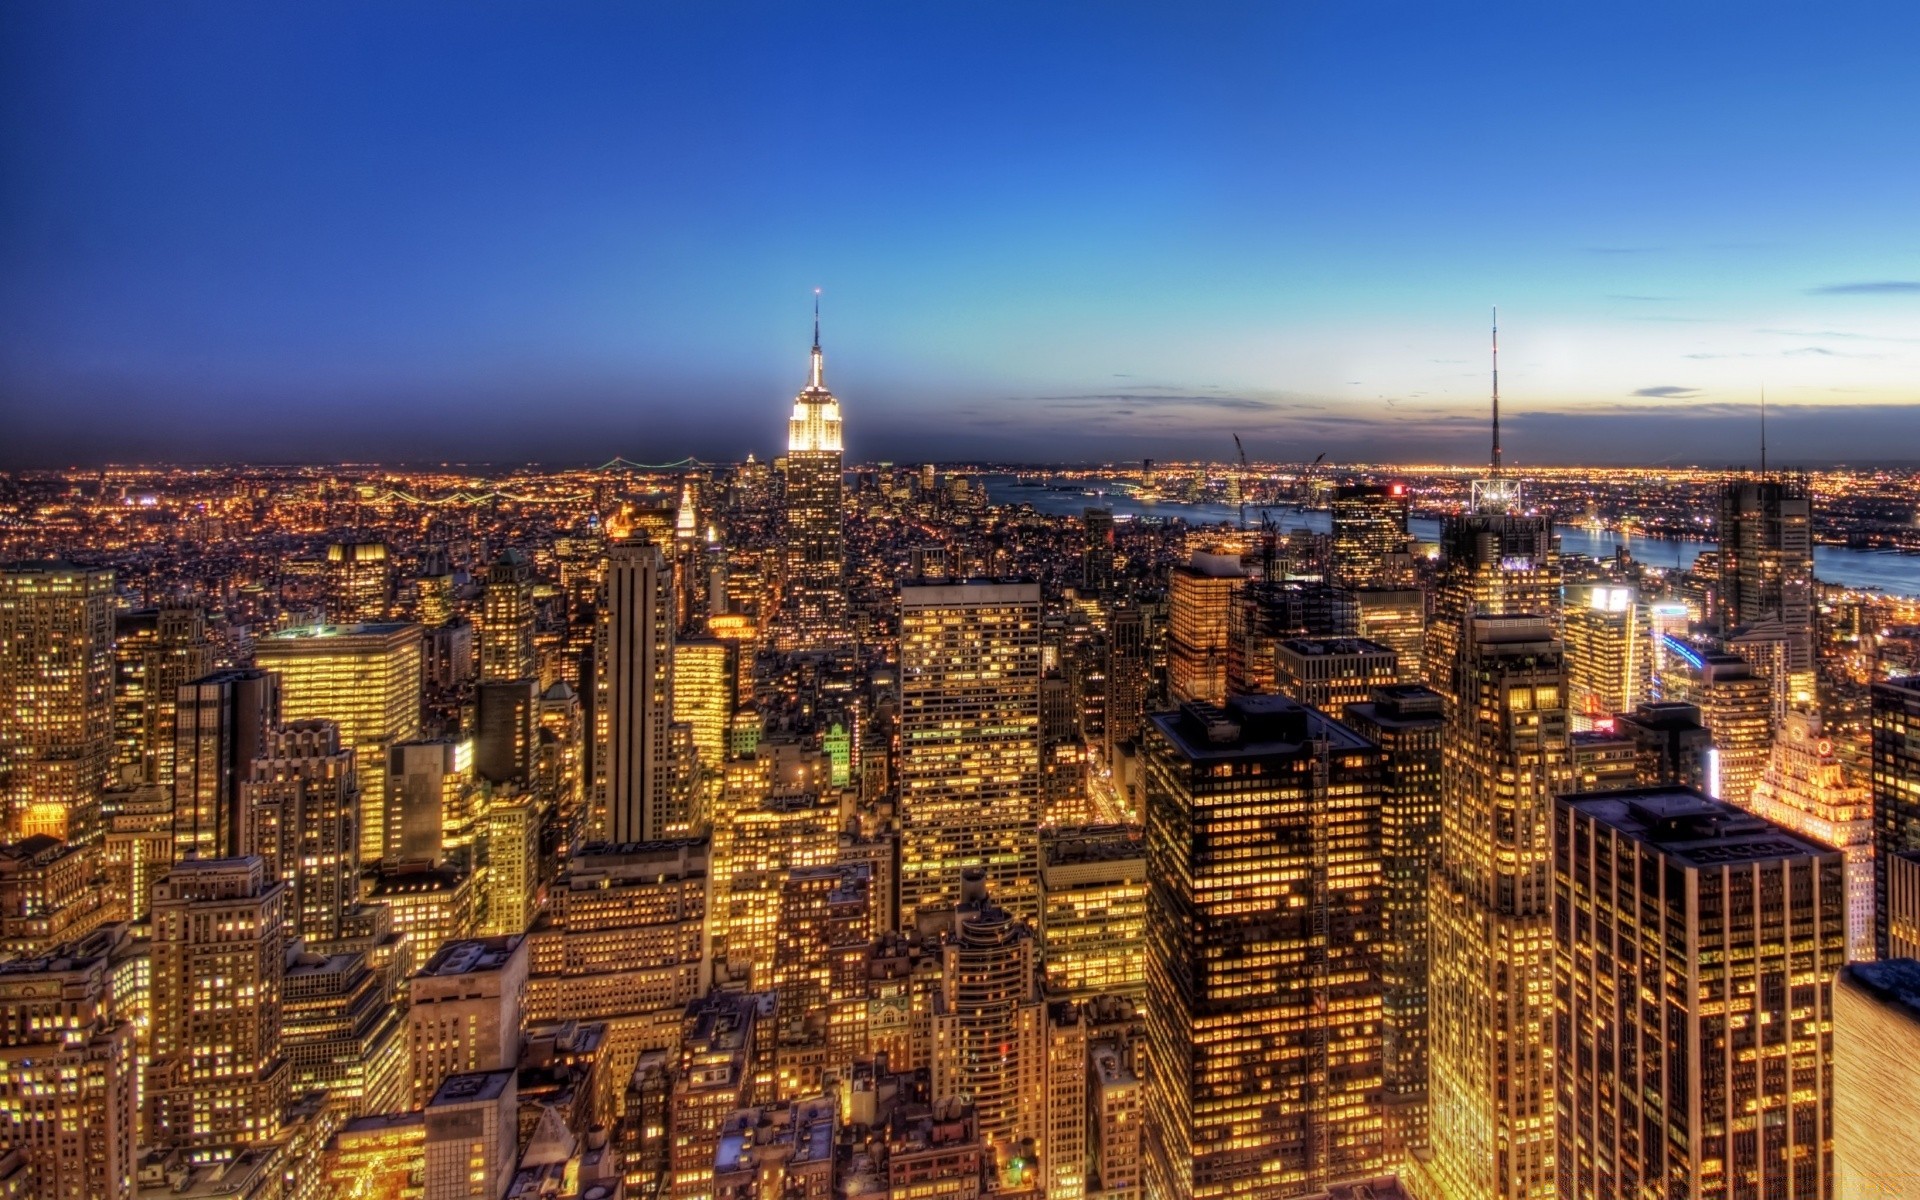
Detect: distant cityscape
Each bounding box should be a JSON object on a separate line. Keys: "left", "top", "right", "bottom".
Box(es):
{"left": 2, "top": 312, "right": 1919, "bottom": 1200}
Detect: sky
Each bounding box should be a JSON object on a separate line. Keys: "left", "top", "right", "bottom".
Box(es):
{"left": 3, "top": 1, "right": 1920, "bottom": 469}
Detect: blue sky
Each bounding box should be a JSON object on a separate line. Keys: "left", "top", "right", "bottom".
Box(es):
{"left": 3, "top": 1, "right": 1919, "bottom": 466}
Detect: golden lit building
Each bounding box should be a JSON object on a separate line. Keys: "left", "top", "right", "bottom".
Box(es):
{"left": 673, "top": 636, "right": 732, "bottom": 813}
{"left": 899, "top": 582, "right": 1044, "bottom": 922}
{"left": 0, "top": 942, "right": 138, "bottom": 1200}
{"left": 1747, "top": 709, "right": 1876, "bottom": 960}
{"left": 1833, "top": 960, "right": 1920, "bottom": 1199}
{"left": 102, "top": 782, "right": 172, "bottom": 922}
{"left": 1143, "top": 696, "right": 1387, "bottom": 1199}
{"left": 0, "top": 836, "right": 113, "bottom": 960}
{"left": 777, "top": 301, "right": 848, "bottom": 650}
{"left": 1331, "top": 483, "right": 1414, "bottom": 589}
{"left": 256, "top": 623, "right": 423, "bottom": 863}
{"left": 593, "top": 538, "right": 678, "bottom": 844}
{"left": 670, "top": 991, "right": 761, "bottom": 1200}
{"left": 1427, "top": 615, "right": 1571, "bottom": 1200}
{"left": 771, "top": 862, "right": 876, "bottom": 1099}
{"left": 0, "top": 563, "right": 114, "bottom": 840}
{"left": 145, "top": 856, "right": 290, "bottom": 1153}
{"left": 364, "top": 861, "right": 475, "bottom": 960}
{"left": 174, "top": 666, "right": 280, "bottom": 861}
{"left": 283, "top": 947, "right": 407, "bottom": 1119}
{"left": 478, "top": 549, "right": 536, "bottom": 683}
{"left": 1037, "top": 825, "right": 1146, "bottom": 1002}
{"left": 482, "top": 792, "right": 539, "bottom": 936}
{"left": 324, "top": 1112, "right": 425, "bottom": 1200}
{"left": 1352, "top": 588, "right": 1426, "bottom": 684}
{"left": 1342, "top": 683, "right": 1445, "bottom": 1160}
{"left": 712, "top": 789, "right": 839, "bottom": 985}
{"left": 1424, "top": 510, "right": 1561, "bottom": 706}
{"left": 245, "top": 719, "right": 358, "bottom": 942}
{"left": 112, "top": 605, "right": 214, "bottom": 787}
{"left": 1563, "top": 583, "right": 1647, "bottom": 730}
{"left": 383, "top": 739, "right": 476, "bottom": 865}
{"left": 1556, "top": 788, "right": 1844, "bottom": 1199}
{"left": 1717, "top": 478, "right": 1814, "bottom": 689}
{"left": 1274, "top": 636, "right": 1399, "bottom": 711}
{"left": 406, "top": 934, "right": 526, "bottom": 1108}
{"left": 1166, "top": 551, "right": 1246, "bottom": 705}
{"left": 1687, "top": 650, "right": 1774, "bottom": 801}
{"left": 324, "top": 541, "right": 392, "bottom": 624}
{"left": 932, "top": 875, "right": 1047, "bottom": 1188}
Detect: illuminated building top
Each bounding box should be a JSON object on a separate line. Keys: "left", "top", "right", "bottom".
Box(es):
{"left": 788, "top": 291, "right": 843, "bottom": 454}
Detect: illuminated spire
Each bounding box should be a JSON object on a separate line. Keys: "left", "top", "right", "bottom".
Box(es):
{"left": 1491, "top": 305, "right": 1501, "bottom": 476}
{"left": 810, "top": 288, "right": 824, "bottom": 390}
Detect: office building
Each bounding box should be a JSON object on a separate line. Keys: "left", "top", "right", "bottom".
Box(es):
{"left": 407, "top": 934, "right": 528, "bottom": 1107}
{"left": 325, "top": 541, "right": 392, "bottom": 623}
{"left": 473, "top": 677, "right": 538, "bottom": 787}
{"left": 256, "top": 623, "right": 424, "bottom": 863}
{"left": 0, "top": 563, "right": 114, "bottom": 840}
{"left": 1424, "top": 511, "right": 1560, "bottom": 706}
{"left": 423, "top": 1070, "right": 518, "bottom": 1200}
{"left": 244, "top": 718, "right": 358, "bottom": 942}
{"left": 1167, "top": 550, "right": 1247, "bottom": 705}
{"left": 1612, "top": 700, "right": 1715, "bottom": 791}
{"left": 146, "top": 856, "right": 290, "bottom": 1152}
{"left": 112, "top": 605, "right": 214, "bottom": 787}
{"left": 384, "top": 739, "right": 475, "bottom": 865}
{"left": 1834, "top": 959, "right": 1920, "bottom": 1199}
{"left": 1273, "top": 636, "right": 1399, "bottom": 711}
{"left": 898, "top": 581, "right": 1044, "bottom": 921}
{"left": 593, "top": 537, "right": 678, "bottom": 844}
{"left": 0, "top": 836, "right": 112, "bottom": 960}
{"left": 1083, "top": 508, "right": 1117, "bottom": 596}
{"left": 0, "top": 942, "right": 138, "bottom": 1200}
{"left": 282, "top": 947, "right": 407, "bottom": 1119}
{"left": 1351, "top": 587, "right": 1426, "bottom": 684}
{"left": 1143, "top": 696, "right": 1386, "bottom": 1199}
{"left": 1342, "top": 683, "right": 1444, "bottom": 1158}
{"left": 931, "top": 875, "right": 1047, "bottom": 1185}
{"left": 365, "top": 859, "right": 476, "bottom": 962}
{"left": 1038, "top": 825, "right": 1147, "bottom": 1002}
{"left": 1716, "top": 477, "right": 1814, "bottom": 691}
{"left": 1746, "top": 710, "right": 1876, "bottom": 960}
{"left": 483, "top": 794, "right": 540, "bottom": 936}
{"left": 711, "top": 789, "right": 839, "bottom": 985}
{"left": 779, "top": 303, "right": 848, "bottom": 649}
{"left": 1873, "top": 676, "right": 1920, "bottom": 960}
{"left": 102, "top": 782, "right": 172, "bottom": 922}
{"left": 478, "top": 548, "right": 536, "bottom": 683}
{"left": 173, "top": 667, "right": 280, "bottom": 862}
{"left": 1556, "top": 788, "right": 1844, "bottom": 1199}
{"left": 1104, "top": 604, "right": 1150, "bottom": 761}
{"left": 1686, "top": 649, "right": 1774, "bottom": 801}
{"left": 1563, "top": 583, "right": 1647, "bottom": 730}
{"left": 670, "top": 991, "right": 762, "bottom": 1200}
{"left": 772, "top": 863, "right": 876, "bottom": 1089}
{"left": 1427, "top": 615, "right": 1571, "bottom": 1200}
{"left": 1331, "top": 483, "right": 1414, "bottom": 588}
{"left": 673, "top": 636, "right": 732, "bottom": 798}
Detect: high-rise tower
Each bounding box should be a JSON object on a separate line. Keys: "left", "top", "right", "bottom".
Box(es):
{"left": 1716, "top": 476, "right": 1814, "bottom": 709}
{"left": 592, "top": 537, "right": 677, "bottom": 843}
{"left": 779, "top": 293, "right": 847, "bottom": 649}
{"left": 1427, "top": 615, "right": 1572, "bottom": 1200}
{"left": 479, "top": 549, "right": 536, "bottom": 683}
{"left": 0, "top": 563, "right": 114, "bottom": 840}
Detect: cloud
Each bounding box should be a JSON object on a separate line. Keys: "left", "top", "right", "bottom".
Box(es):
{"left": 1631, "top": 385, "right": 1702, "bottom": 399}
{"left": 1758, "top": 327, "right": 1920, "bottom": 343}
{"left": 1807, "top": 281, "right": 1920, "bottom": 295}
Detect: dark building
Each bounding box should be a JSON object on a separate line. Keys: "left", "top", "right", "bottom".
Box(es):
{"left": 1873, "top": 676, "right": 1920, "bottom": 959}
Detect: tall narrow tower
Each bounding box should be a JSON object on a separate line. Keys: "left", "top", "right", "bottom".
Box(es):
{"left": 592, "top": 537, "right": 677, "bottom": 843}
{"left": 778, "top": 292, "right": 848, "bottom": 650}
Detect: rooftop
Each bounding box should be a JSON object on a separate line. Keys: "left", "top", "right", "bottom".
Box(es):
{"left": 1151, "top": 695, "right": 1373, "bottom": 762}
{"left": 1842, "top": 958, "right": 1920, "bottom": 1022}
{"left": 419, "top": 934, "right": 524, "bottom": 977}
{"left": 429, "top": 1068, "right": 514, "bottom": 1107}
{"left": 1560, "top": 786, "right": 1832, "bottom": 868}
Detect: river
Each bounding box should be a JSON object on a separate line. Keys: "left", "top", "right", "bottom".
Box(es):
{"left": 979, "top": 475, "right": 1920, "bottom": 597}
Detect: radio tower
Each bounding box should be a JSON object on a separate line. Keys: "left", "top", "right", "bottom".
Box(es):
{"left": 1491, "top": 306, "right": 1501, "bottom": 475}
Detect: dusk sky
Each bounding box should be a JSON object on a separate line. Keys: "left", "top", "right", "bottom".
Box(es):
{"left": 4, "top": 2, "right": 1920, "bottom": 468}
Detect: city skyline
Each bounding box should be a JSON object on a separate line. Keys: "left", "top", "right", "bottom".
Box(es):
{"left": 6, "top": 3, "right": 1920, "bottom": 467}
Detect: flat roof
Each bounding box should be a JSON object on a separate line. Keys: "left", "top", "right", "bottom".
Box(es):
{"left": 1151, "top": 695, "right": 1372, "bottom": 763}
{"left": 430, "top": 1069, "right": 514, "bottom": 1106}
{"left": 1842, "top": 959, "right": 1920, "bottom": 1023}
{"left": 419, "top": 935, "right": 523, "bottom": 977}
{"left": 1560, "top": 786, "right": 1833, "bottom": 868}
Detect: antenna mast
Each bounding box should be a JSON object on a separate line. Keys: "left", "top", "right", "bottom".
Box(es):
{"left": 1491, "top": 306, "right": 1501, "bottom": 476}
{"left": 1759, "top": 385, "right": 1767, "bottom": 478}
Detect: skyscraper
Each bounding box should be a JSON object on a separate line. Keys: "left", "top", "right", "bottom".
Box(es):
{"left": 146, "top": 856, "right": 290, "bottom": 1153}
{"left": 1833, "top": 959, "right": 1920, "bottom": 1197}
{"left": 1167, "top": 550, "right": 1246, "bottom": 705}
{"left": 1427, "top": 614, "right": 1571, "bottom": 1200}
{"left": 1872, "top": 676, "right": 1920, "bottom": 960}
{"left": 593, "top": 537, "right": 677, "bottom": 844}
{"left": 1687, "top": 649, "right": 1774, "bottom": 800}
{"left": 779, "top": 296, "right": 847, "bottom": 649}
{"left": 1425, "top": 512, "right": 1561, "bottom": 707}
{"left": 173, "top": 667, "right": 280, "bottom": 862}
{"left": 1331, "top": 483, "right": 1413, "bottom": 588}
{"left": 0, "top": 563, "right": 114, "bottom": 840}
{"left": 478, "top": 548, "right": 536, "bottom": 683}
{"left": 324, "top": 541, "right": 393, "bottom": 624}
{"left": 898, "top": 581, "right": 1043, "bottom": 921}
{"left": 112, "top": 605, "right": 214, "bottom": 787}
{"left": 1555, "top": 787, "right": 1843, "bottom": 1199}
{"left": 244, "top": 718, "right": 358, "bottom": 943}
{"left": 1746, "top": 709, "right": 1876, "bottom": 960}
{"left": 1563, "top": 583, "right": 1647, "bottom": 730}
{"left": 1716, "top": 477, "right": 1814, "bottom": 702}
{"left": 1273, "top": 635, "right": 1399, "bottom": 711}
{"left": 1082, "top": 507, "right": 1117, "bottom": 596}
{"left": 1143, "top": 696, "right": 1386, "bottom": 1199}
{"left": 1342, "top": 682, "right": 1444, "bottom": 1159}
{"left": 255, "top": 622, "right": 423, "bottom": 863}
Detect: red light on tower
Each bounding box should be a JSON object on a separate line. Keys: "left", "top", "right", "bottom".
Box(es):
{"left": 1390, "top": 483, "right": 1405, "bottom": 496}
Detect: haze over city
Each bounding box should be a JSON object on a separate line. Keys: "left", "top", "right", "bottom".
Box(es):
{"left": 5, "top": 1, "right": 1920, "bottom": 466}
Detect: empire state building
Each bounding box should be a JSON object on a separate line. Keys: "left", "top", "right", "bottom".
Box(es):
{"left": 778, "top": 294, "right": 848, "bottom": 648}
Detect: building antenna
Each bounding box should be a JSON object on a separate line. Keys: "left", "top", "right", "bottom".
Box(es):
{"left": 1491, "top": 306, "right": 1501, "bottom": 476}
{"left": 813, "top": 288, "right": 821, "bottom": 352}
{"left": 1759, "top": 384, "right": 1767, "bottom": 478}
